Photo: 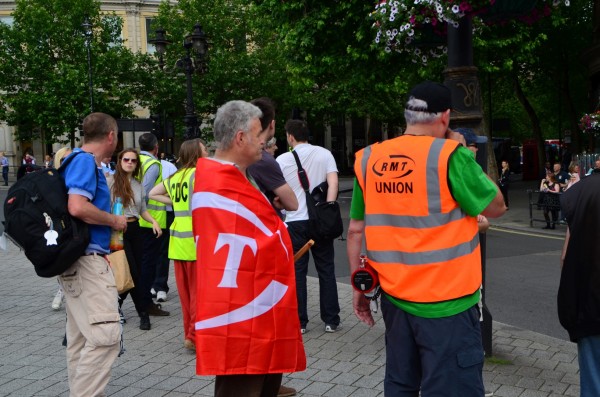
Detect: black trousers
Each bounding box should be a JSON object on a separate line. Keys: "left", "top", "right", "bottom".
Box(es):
{"left": 121, "top": 221, "right": 153, "bottom": 313}
{"left": 214, "top": 374, "right": 282, "bottom": 397}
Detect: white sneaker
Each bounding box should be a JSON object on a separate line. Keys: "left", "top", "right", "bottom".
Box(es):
{"left": 156, "top": 291, "right": 167, "bottom": 302}
{"left": 150, "top": 288, "right": 157, "bottom": 298}
{"left": 52, "top": 289, "right": 63, "bottom": 310}
{"left": 325, "top": 323, "right": 342, "bottom": 333}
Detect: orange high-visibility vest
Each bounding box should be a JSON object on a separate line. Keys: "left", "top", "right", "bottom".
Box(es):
{"left": 354, "top": 135, "right": 481, "bottom": 303}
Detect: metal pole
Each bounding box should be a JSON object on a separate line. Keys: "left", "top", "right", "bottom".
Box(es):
{"left": 163, "top": 109, "right": 168, "bottom": 155}
{"left": 86, "top": 42, "right": 94, "bottom": 112}
{"left": 182, "top": 43, "right": 198, "bottom": 141}
{"left": 83, "top": 18, "right": 94, "bottom": 113}
{"left": 443, "top": 15, "right": 492, "bottom": 357}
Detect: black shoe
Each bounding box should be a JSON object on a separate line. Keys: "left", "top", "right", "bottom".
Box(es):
{"left": 147, "top": 303, "right": 170, "bottom": 316}
{"left": 139, "top": 313, "right": 151, "bottom": 330}
{"left": 550, "top": 224, "right": 556, "bottom": 229}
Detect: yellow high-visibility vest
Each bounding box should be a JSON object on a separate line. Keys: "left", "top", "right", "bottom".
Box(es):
{"left": 165, "top": 168, "right": 195, "bottom": 260}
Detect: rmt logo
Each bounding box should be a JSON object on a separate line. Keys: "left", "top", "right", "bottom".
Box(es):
{"left": 371, "top": 154, "right": 415, "bottom": 194}
{"left": 372, "top": 155, "right": 415, "bottom": 179}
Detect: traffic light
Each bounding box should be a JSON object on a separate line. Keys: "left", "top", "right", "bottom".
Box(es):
{"left": 150, "top": 113, "right": 163, "bottom": 138}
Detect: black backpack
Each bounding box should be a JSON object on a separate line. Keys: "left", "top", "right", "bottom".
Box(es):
{"left": 3, "top": 152, "right": 94, "bottom": 277}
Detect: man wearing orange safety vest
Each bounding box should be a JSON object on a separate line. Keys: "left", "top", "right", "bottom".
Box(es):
{"left": 347, "top": 81, "right": 506, "bottom": 396}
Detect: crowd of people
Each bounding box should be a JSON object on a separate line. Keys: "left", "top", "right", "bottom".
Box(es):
{"left": 10, "top": 81, "right": 598, "bottom": 397}
{"left": 538, "top": 159, "right": 583, "bottom": 229}
{"left": 43, "top": 100, "right": 338, "bottom": 396}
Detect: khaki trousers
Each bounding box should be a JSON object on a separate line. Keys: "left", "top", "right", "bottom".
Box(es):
{"left": 59, "top": 254, "right": 121, "bottom": 397}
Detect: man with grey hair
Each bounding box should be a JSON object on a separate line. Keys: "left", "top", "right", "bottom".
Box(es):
{"left": 347, "top": 81, "right": 506, "bottom": 396}
{"left": 192, "top": 100, "right": 306, "bottom": 397}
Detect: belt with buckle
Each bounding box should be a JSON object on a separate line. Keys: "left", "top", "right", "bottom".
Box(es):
{"left": 85, "top": 252, "right": 107, "bottom": 258}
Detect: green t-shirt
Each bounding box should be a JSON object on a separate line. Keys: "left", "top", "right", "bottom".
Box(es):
{"left": 350, "top": 145, "right": 496, "bottom": 318}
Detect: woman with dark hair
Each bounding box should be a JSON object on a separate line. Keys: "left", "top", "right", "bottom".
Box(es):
{"left": 149, "top": 139, "right": 207, "bottom": 350}
{"left": 109, "top": 148, "right": 164, "bottom": 330}
{"left": 498, "top": 160, "right": 510, "bottom": 209}
{"left": 540, "top": 172, "right": 561, "bottom": 229}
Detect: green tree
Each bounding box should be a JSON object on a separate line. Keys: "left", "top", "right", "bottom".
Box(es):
{"left": 255, "top": 0, "right": 419, "bottom": 124}
{"left": 142, "top": 0, "right": 293, "bottom": 141}
{"left": 0, "top": 0, "right": 155, "bottom": 145}
{"left": 474, "top": 2, "right": 591, "bottom": 171}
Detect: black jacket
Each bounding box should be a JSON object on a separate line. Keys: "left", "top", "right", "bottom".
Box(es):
{"left": 558, "top": 174, "right": 600, "bottom": 342}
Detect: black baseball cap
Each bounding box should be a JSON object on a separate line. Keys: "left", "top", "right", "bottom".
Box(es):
{"left": 405, "top": 81, "right": 452, "bottom": 113}
{"left": 455, "top": 127, "right": 487, "bottom": 146}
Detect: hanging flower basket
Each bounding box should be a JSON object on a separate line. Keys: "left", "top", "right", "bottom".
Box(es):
{"left": 372, "top": 0, "right": 496, "bottom": 62}
{"left": 579, "top": 111, "right": 600, "bottom": 136}
{"left": 372, "top": 0, "right": 570, "bottom": 63}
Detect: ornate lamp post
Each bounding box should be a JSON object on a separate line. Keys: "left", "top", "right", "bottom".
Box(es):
{"left": 149, "top": 24, "right": 208, "bottom": 140}
{"left": 82, "top": 16, "right": 94, "bottom": 112}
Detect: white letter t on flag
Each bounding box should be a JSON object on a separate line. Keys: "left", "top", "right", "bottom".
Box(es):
{"left": 215, "top": 233, "right": 257, "bottom": 288}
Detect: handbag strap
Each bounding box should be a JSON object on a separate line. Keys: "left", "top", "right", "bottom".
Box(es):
{"left": 292, "top": 150, "right": 310, "bottom": 193}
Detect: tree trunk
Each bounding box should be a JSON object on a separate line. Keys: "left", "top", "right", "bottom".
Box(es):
{"left": 561, "top": 58, "right": 582, "bottom": 153}
{"left": 512, "top": 71, "right": 546, "bottom": 171}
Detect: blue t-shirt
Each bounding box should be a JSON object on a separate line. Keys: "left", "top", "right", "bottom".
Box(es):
{"left": 60, "top": 149, "right": 111, "bottom": 254}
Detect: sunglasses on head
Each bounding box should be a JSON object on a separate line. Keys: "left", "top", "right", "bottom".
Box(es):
{"left": 122, "top": 157, "right": 137, "bottom": 163}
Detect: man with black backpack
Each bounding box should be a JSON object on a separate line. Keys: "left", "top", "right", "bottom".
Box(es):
{"left": 58, "top": 112, "right": 127, "bottom": 397}
{"left": 276, "top": 119, "right": 342, "bottom": 335}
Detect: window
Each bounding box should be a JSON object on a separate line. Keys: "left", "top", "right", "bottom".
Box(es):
{"left": 146, "top": 18, "right": 157, "bottom": 54}
{"left": 0, "top": 16, "right": 14, "bottom": 27}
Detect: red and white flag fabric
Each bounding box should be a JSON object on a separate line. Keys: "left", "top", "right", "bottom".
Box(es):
{"left": 192, "top": 158, "right": 306, "bottom": 375}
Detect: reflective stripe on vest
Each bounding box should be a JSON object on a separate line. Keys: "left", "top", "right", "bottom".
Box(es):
{"left": 139, "top": 154, "right": 166, "bottom": 229}
{"left": 166, "top": 168, "right": 195, "bottom": 261}
{"left": 355, "top": 135, "right": 481, "bottom": 303}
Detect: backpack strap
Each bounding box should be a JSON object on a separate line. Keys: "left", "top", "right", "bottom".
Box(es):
{"left": 292, "top": 150, "right": 310, "bottom": 193}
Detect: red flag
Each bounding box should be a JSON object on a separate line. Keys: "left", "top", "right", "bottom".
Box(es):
{"left": 192, "top": 158, "right": 306, "bottom": 375}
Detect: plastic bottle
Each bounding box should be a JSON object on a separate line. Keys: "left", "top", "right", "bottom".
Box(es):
{"left": 110, "top": 197, "right": 124, "bottom": 251}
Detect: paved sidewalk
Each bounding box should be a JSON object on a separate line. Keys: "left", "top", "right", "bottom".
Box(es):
{"left": 0, "top": 173, "right": 580, "bottom": 396}
{"left": 0, "top": 237, "right": 579, "bottom": 397}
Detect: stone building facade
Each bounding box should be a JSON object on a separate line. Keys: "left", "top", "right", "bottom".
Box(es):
{"left": 0, "top": 0, "right": 160, "bottom": 171}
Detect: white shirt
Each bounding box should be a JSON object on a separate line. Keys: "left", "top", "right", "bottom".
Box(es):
{"left": 276, "top": 143, "right": 338, "bottom": 222}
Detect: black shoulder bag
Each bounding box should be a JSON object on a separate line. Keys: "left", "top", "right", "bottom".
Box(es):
{"left": 292, "top": 150, "right": 343, "bottom": 241}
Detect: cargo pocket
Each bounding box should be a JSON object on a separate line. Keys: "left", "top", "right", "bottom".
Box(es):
{"left": 457, "top": 349, "right": 484, "bottom": 368}
{"left": 60, "top": 270, "right": 82, "bottom": 298}
{"left": 88, "top": 313, "right": 121, "bottom": 347}
{"left": 457, "top": 348, "right": 484, "bottom": 390}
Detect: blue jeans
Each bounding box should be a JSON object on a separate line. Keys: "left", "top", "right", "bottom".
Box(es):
{"left": 578, "top": 335, "right": 600, "bottom": 396}
{"left": 286, "top": 220, "right": 340, "bottom": 327}
{"left": 381, "top": 298, "right": 484, "bottom": 396}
